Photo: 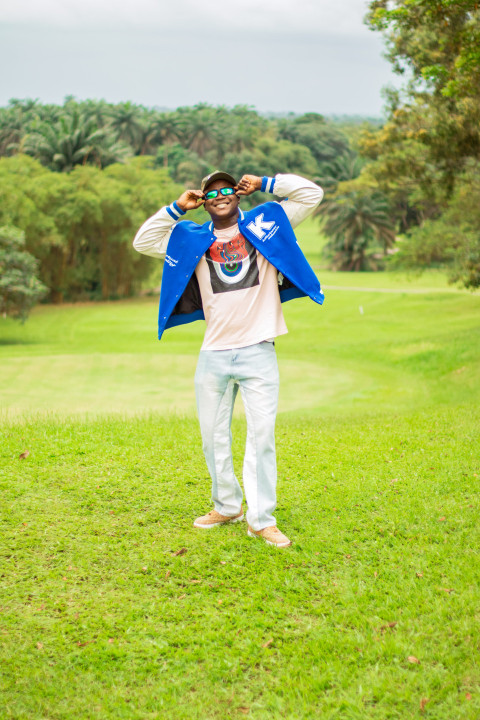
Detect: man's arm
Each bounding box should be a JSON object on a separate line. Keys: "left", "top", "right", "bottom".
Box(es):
{"left": 237, "top": 173, "right": 323, "bottom": 229}
{"left": 133, "top": 190, "right": 204, "bottom": 259}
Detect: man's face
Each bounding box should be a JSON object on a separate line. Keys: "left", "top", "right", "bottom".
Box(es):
{"left": 203, "top": 180, "right": 239, "bottom": 224}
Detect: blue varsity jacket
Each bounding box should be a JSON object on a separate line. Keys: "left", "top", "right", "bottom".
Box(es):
{"left": 158, "top": 199, "right": 324, "bottom": 340}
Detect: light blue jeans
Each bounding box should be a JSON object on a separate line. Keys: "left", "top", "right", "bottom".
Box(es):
{"left": 194, "top": 341, "right": 279, "bottom": 531}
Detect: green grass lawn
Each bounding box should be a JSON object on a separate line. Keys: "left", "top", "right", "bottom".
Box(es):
{"left": 1, "top": 265, "right": 480, "bottom": 719}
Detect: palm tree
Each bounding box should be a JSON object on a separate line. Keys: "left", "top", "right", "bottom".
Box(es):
{"left": 141, "top": 112, "right": 179, "bottom": 163}
{"left": 318, "top": 152, "right": 364, "bottom": 187}
{"left": 108, "top": 102, "right": 146, "bottom": 154}
{"left": 320, "top": 192, "right": 396, "bottom": 271}
{"left": 0, "top": 99, "right": 43, "bottom": 157}
{"left": 313, "top": 153, "right": 366, "bottom": 220}
{"left": 80, "top": 98, "right": 111, "bottom": 130}
{"left": 25, "top": 109, "right": 131, "bottom": 171}
{"left": 0, "top": 107, "right": 25, "bottom": 156}
{"left": 182, "top": 104, "right": 218, "bottom": 158}
{"left": 228, "top": 106, "right": 263, "bottom": 154}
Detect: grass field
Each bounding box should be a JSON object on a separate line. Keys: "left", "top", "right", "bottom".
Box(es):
{"left": 1, "top": 238, "right": 480, "bottom": 718}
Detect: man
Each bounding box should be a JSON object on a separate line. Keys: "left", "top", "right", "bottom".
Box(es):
{"left": 133, "top": 171, "right": 324, "bottom": 547}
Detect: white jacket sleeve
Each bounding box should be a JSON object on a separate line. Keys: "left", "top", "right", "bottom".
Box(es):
{"left": 133, "top": 201, "right": 187, "bottom": 259}
{"left": 260, "top": 174, "right": 323, "bottom": 229}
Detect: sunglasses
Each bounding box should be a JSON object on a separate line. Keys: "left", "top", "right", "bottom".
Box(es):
{"left": 204, "top": 187, "right": 236, "bottom": 200}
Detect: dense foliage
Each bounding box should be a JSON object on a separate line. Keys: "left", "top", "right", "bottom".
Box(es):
{"left": 0, "top": 225, "right": 47, "bottom": 321}
{"left": 360, "top": 0, "right": 480, "bottom": 286}
{"left": 0, "top": 155, "right": 184, "bottom": 302}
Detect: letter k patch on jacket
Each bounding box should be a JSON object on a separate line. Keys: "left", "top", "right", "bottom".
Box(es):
{"left": 246, "top": 213, "right": 276, "bottom": 240}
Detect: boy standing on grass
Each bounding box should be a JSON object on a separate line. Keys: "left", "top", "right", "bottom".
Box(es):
{"left": 133, "top": 172, "right": 323, "bottom": 547}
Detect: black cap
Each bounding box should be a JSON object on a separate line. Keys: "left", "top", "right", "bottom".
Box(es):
{"left": 201, "top": 171, "right": 237, "bottom": 192}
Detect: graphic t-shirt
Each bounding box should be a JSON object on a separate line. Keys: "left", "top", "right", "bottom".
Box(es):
{"left": 195, "top": 222, "right": 288, "bottom": 351}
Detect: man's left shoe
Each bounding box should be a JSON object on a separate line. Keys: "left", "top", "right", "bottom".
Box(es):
{"left": 247, "top": 525, "right": 292, "bottom": 548}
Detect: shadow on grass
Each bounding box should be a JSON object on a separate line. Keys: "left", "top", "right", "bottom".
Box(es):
{"left": 0, "top": 338, "right": 39, "bottom": 346}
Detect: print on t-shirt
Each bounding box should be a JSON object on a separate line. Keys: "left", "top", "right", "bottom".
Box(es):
{"left": 206, "top": 233, "right": 259, "bottom": 294}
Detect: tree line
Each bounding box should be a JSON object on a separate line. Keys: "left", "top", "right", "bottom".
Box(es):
{"left": 1, "top": 100, "right": 373, "bottom": 314}
{"left": 0, "top": 98, "right": 359, "bottom": 183}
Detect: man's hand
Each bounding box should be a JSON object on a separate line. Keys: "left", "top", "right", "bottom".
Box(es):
{"left": 176, "top": 190, "right": 205, "bottom": 212}
{"left": 236, "top": 175, "right": 262, "bottom": 196}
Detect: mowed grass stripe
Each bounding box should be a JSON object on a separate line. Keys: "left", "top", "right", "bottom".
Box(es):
{"left": 1, "top": 283, "right": 479, "bottom": 417}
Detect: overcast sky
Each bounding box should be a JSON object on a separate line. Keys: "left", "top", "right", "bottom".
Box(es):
{"left": 0, "top": 0, "right": 398, "bottom": 116}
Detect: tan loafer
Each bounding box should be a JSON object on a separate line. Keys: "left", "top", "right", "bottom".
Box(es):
{"left": 193, "top": 508, "right": 244, "bottom": 529}
{"left": 247, "top": 525, "right": 292, "bottom": 547}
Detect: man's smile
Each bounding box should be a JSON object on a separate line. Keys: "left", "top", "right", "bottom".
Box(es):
{"left": 211, "top": 196, "right": 236, "bottom": 210}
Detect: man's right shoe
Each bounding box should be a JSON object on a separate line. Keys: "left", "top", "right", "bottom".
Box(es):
{"left": 193, "top": 508, "right": 244, "bottom": 529}
{"left": 247, "top": 525, "right": 292, "bottom": 548}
